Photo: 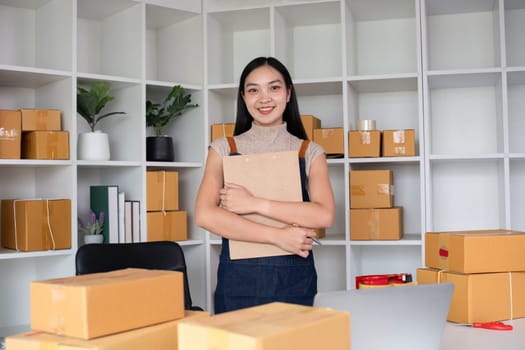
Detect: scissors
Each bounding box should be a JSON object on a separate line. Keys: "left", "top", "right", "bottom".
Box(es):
{"left": 469, "top": 321, "right": 513, "bottom": 331}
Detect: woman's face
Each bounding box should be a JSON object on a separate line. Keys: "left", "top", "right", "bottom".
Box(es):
{"left": 242, "top": 65, "right": 291, "bottom": 127}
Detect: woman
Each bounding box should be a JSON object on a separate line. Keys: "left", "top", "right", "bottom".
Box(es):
{"left": 195, "top": 56, "right": 335, "bottom": 313}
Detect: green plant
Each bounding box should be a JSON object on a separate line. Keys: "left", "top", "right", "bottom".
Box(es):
{"left": 78, "top": 210, "right": 104, "bottom": 236}
{"left": 77, "top": 81, "right": 126, "bottom": 132}
{"left": 146, "top": 85, "right": 198, "bottom": 136}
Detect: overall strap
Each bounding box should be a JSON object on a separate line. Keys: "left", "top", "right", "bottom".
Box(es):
{"left": 227, "top": 136, "right": 240, "bottom": 155}
{"left": 299, "top": 140, "right": 310, "bottom": 159}
{"left": 298, "top": 140, "right": 310, "bottom": 202}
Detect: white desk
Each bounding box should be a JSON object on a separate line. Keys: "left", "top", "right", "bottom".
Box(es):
{"left": 440, "top": 319, "right": 525, "bottom": 350}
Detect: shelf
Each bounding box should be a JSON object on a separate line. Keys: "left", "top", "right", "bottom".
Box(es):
{"left": 350, "top": 233, "right": 422, "bottom": 246}
{"left": 0, "top": 247, "right": 74, "bottom": 260}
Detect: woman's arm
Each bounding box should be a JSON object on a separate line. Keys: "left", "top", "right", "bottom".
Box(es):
{"left": 194, "top": 148, "right": 315, "bottom": 257}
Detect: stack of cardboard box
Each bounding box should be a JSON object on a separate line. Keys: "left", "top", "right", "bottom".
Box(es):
{"left": 146, "top": 170, "right": 187, "bottom": 241}
{"left": 5, "top": 268, "right": 208, "bottom": 350}
{"left": 417, "top": 229, "right": 525, "bottom": 324}
{"left": 349, "top": 169, "right": 403, "bottom": 240}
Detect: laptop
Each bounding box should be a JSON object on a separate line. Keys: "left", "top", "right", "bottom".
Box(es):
{"left": 314, "top": 283, "right": 454, "bottom": 350}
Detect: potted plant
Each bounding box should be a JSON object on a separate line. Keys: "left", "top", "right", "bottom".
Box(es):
{"left": 77, "top": 81, "right": 126, "bottom": 161}
{"left": 146, "top": 85, "right": 198, "bottom": 161}
{"left": 78, "top": 210, "right": 104, "bottom": 244}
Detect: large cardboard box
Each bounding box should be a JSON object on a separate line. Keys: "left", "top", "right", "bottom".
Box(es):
{"left": 147, "top": 211, "right": 187, "bottom": 241}
{"left": 350, "top": 207, "right": 403, "bottom": 240}
{"left": 1, "top": 199, "right": 71, "bottom": 251}
{"left": 7, "top": 311, "right": 209, "bottom": 350}
{"left": 22, "top": 131, "right": 69, "bottom": 160}
{"left": 20, "top": 108, "right": 61, "bottom": 131}
{"left": 211, "top": 123, "right": 235, "bottom": 142}
{"left": 178, "top": 302, "right": 350, "bottom": 350}
{"left": 350, "top": 169, "right": 393, "bottom": 209}
{"left": 146, "top": 170, "right": 179, "bottom": 211}
{"left": 0, "top": 109, "right": 22, "bottom": 159}
{"left": 348, "top": 130, "right": 381, "bottom": 158}
{"left": 417, "top": 268, "right": 525, "bottom": 323}
{"left": 30, "top": 268, "right": 185, "bottom": 339}
{"left": 222, "top": 151, "right": 302, "bottom": 259}
{"left": 425, "top": 229, "right": 525, "bottom": 273}
{"left": 313, "top": 128, "right": 344, "bottom": 156}
{"left": 301, "top": 115, "right": 321, "bottom": 141}
{"left": 382, "top": 129, "right": 415, "bottom": 157}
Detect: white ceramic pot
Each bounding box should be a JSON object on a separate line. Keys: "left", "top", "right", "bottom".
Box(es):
{"left": 77, "top": 131, "right": 110, "bottom": 161}
{"left": 83, "top": 234, "right": 104, "bottom": 244}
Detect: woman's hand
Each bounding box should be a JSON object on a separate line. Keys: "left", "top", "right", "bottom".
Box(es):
{"left": 273, "top": 225, "right": 316, "bottom": 258}
{"left": 219, "top": 183, "right": 259, "bottom": 214}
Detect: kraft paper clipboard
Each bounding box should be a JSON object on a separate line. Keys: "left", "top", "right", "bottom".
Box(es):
{"left": 222, "top": 150, "right": 302, "bottom": 260}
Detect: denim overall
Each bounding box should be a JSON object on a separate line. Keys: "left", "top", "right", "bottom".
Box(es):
{"left": 214, "top": 137, "right": 317, "bottom": 314}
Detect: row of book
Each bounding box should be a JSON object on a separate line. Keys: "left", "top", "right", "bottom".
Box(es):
{"left": 90, "top": 185, "right": 141, "bottom": 244}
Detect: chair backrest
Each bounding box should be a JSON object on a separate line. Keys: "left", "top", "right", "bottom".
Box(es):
{"left": 75, "top": 241, "right": 200, "bottom": 310}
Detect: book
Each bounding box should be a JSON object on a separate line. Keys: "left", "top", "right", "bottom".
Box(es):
{"left": 131, "top": 200, "right": 141, "bottom": 242}
{"left": 118, "top": 191, "right": 125, "bottom": 243}
{"left": 124, "top": 200, "right": 133, "bottom": 243}
{"left": 90, "top": 185, "right": 119, "bottom": 244}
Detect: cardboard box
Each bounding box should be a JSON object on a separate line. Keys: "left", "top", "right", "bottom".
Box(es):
{"left": 7, "top": 311, "right": 209, "bottom": 350}
{"left": 350, "top": 169, "right": 393, "bottom": 209}
{"left": 146, "top": 171, "right": 179, "bottom": 211}
{"left": 211, "top": 123, "right": 235, "bottom": 142}
{"left": 178, "top": 302, "right": 350, "bottom": 350}
{"left": 382, "top": 129, "right": 415, "bottom": 157}
{"left": 222, "top": 151, "right": 302, "bottom": 259}
{"left": 425, "top": 229, "right": 525, "bottom": 273}
{"left": 417, "top": 268, "right": 525, "bottom": 323}
{"left": 1, "top": 199, "right": 71, "bottom": 251}
{"left": 0, "top": 109, "right": 22, "bottom": 159}
{"left": 147, "top": 211, "right": 187, "bottom": 241}
{"left": 301, "top": 115, "right": 321, "bottom": 141}
{"left": 348, "top": 130, "right": 381, "bottom": 158}
{"left": 313, "top": 128, "right": 344, "bottom": 156}
{"left": 20, "top": 108, "right": 61, "bottom": 131}
{"left": 350, "top": 207, "right": 403, "bottom": 240}
{"left": 31, "top": 268, "right": 185, "bottom": 339}
{"left": 22, "top": 131, "right": 69, "bottom": 160}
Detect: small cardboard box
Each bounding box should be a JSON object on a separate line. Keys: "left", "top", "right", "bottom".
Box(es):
{"left": 348, "top": 130, "right": 381, "bottom": 158}
{"left": 20, "top": 108, "right": 61, "bottom": 131}
{"left": 211, "top": 123, "right": 235, "bottom": 142}
{"left": 146, "top": 171, "right": 179, "bottom": 211}
{"left": 178, "top": 302, "right": 350, "bottom": 350}
{"left": 0, "top": 109, "right": 22, "bottom": 159}
{"left": 425, "top": 229, "right": 525, "bottom": 273}
{"left": 31, "top": 268, "right": 185, "bottom": 339}
{"left": 382, "top": 129, "right": 415, "bottom": 157}
{"left": 350, "top": 169, "right": 393, "bottom": 209}
{"left": 7, "top": 311, "right": 209, "bottom": 350}
{"left": 313, "top": 128, "right": 344, "bottom": 156}
{"left": 22, "top": 131, "right": 69, "bottom": 160}
{"left": 417, "top": 268, "right": 525, "bottom": 323}
{"left": 350, "top": 207, "right": 403, "bottom": 240}
{"left": 147, "top": 211, "right": 187, "bottom": 241}
{"left": 1, "top": 199, "right": 71, "bottom": 251}
{"left": 301, "top": 115, "right": 321, "bottom": 141}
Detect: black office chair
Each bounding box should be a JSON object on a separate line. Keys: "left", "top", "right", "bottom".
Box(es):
{"left": 75, "top": 241, "right": 202, "bottom": 311}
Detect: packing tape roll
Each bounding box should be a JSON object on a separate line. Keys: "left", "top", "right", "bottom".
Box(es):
{"left": 357, "top": 119, "right": 376, "bottom": 131}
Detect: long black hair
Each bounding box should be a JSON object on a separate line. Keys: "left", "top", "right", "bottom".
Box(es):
{"left": 234, "top": 56, "right": 308, "bottom": 140}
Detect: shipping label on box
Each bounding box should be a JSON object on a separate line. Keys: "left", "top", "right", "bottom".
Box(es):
{"left": 313, "top": 128, "right": 344, "bottom": 156}
{"left": 20, "top": 109, "right": 61, "bottom": 131}
{"left": 417, "top": 268, "right": 525, "bottom": 324}
{"left": 425, "top": 229, "right": 525, "bottom": 273}
{"left": 211, "top": 123, "right": 235, "bottom": 142}
{"left": 31, "top": 268, "right": 185, "bottom": 339}
{"left": 146, "top": 171, "right": 179, "bottom": 211}
{"left": 1, "top": 199, "right": 71, "bottom": 251}
{"left": 178, "top": 302, "right": 350, "bottom": 350}
{"left": 22, "top": 131, "right": 69, "bottom": 160}
{"left": 348, "top": 130, "right": 381, "bottom": 158}
{"left": 350, "top": 169, "right": 393, "bottom": 209}
{"left": 222, "top": 151, "right": 302, "bottom": 259}
{"left": 382, "top": 129, "right": 415, "bottom": 157}
{"left": 0, "top": 109, "right": 22, "bottom": 159}
{"left": 147, "top": 211, "right": 187, "bottom": 241}
{"left": 350, "top": 207, "right": 403, "bottom": 240}
{"left": 300, "top": 115, "right": 321, "bottom": 141}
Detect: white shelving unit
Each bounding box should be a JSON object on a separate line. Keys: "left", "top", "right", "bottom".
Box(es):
{"left": 2, "top": 0, "right": 525, "bottom": 332}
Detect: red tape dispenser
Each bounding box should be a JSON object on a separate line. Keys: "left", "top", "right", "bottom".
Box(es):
{"left": 355, "top": 273, "right": 413, "bottom": 289}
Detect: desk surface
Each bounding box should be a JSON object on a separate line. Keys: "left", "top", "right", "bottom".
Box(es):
{"left": 440, "top": 318, "right": 525, "bottom": 350}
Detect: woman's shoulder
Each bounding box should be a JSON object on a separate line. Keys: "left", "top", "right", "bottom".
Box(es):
{"left": 209, "top": 137, "right": 230, "bottom": 158}
{"left": 305, "top": 140, "right": 325, "bottom": 161}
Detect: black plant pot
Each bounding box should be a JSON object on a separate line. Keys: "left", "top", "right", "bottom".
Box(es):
{"left": 146, "top": 136, "right": 174, "bottom": 162}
